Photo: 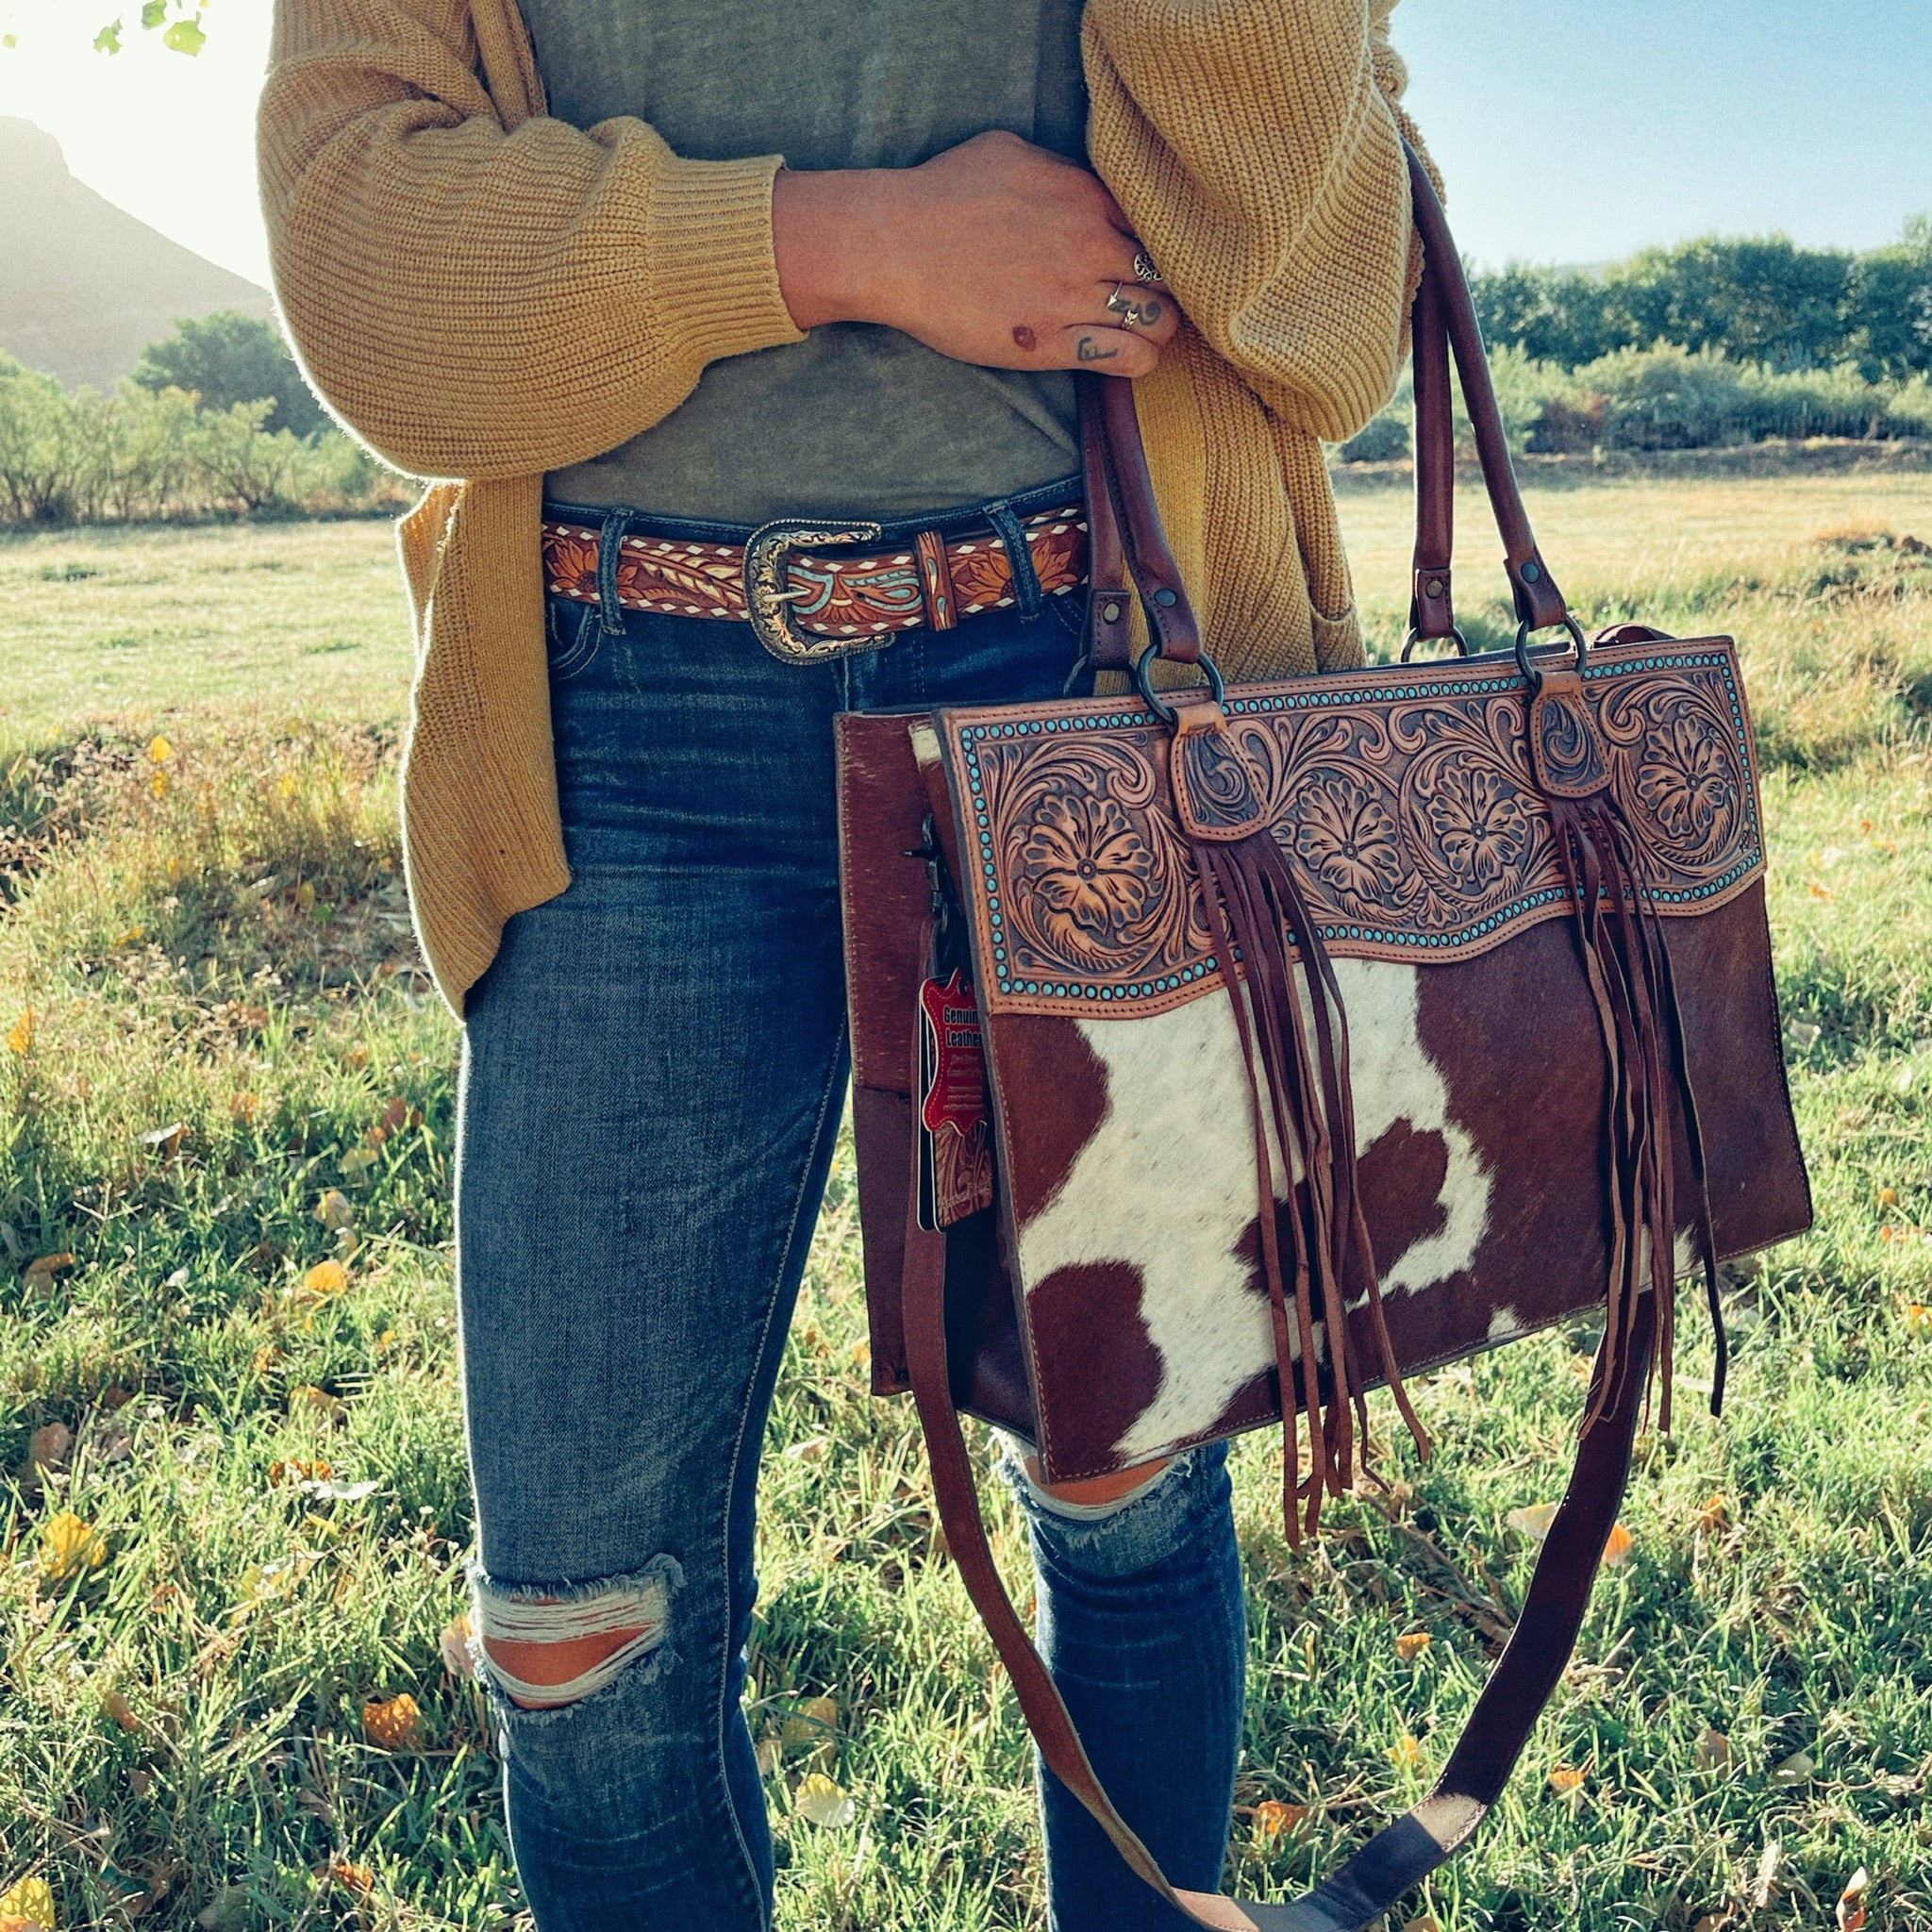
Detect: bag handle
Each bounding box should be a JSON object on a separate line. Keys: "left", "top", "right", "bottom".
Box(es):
{"left": 1075, "top": 369, "right": 1205, "bottom": 673}
{"left": 1403, "top": 144, "right": 1573, "bottom": 649}
{"left": 1082, "top": 140, "right": 1574, "bottom": 670}
{"left": 903, "top": 1166, "right": 1657, "bottom": 1932}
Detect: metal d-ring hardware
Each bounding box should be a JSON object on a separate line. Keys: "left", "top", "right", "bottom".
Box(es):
{"left": 1401, "top": 624, "right": 1472, "bottom": 662}
{"left": 1514, "top": 612, "right": 1590, "bottom": 691}
{"left": 743, "top": 517, "right": 887, "bottom": 664}
{"left": 1134, "top": 640, "right": 1224, "bottom": 726}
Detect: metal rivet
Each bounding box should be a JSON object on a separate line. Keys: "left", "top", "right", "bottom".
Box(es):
{"left": 1102, "top": 602, "right": 1122, "bottom": 624}
{"left": 1153, "top": 587, "right": 1177, "bottom": 608}
{"left": 1522, "top": 561, "right": 1541, "bottom": 582}
{"left": 1425, "top": 578, "right": 1443, "bottom": 598}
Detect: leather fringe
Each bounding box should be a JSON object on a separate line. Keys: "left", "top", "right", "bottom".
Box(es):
{"left": 1546, "top": 793, "right": 1725, "bottom": 1437}
{"left": 1193, "top": 828, "right": 1431, "bottom": 1546}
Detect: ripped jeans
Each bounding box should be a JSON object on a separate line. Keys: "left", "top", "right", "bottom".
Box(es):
{"left": 456, "top": 495, "right": 1245, "bottom": 1930}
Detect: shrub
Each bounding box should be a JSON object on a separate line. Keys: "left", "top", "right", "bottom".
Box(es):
{"left": 131, "top": 310, "right": 327, "bottom": 439}
{"left": 1336, "top": 409, "right": 1409, "bottom": 462}
{"left": 0, "top": 356, "right": 408, "bottom": 527}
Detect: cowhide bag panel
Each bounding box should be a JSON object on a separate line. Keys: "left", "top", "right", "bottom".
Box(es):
{"left": 923, "top": 636, "right": 1808, "bottom": 1482}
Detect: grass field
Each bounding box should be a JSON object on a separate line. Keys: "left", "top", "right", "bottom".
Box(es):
{"left": 1, "top": 474, "right": 1929, "bottom": 1932}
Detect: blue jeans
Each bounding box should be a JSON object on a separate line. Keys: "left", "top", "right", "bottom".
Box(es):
{"left": 455, "top": 496, "right": 1245, "bottom": 1930}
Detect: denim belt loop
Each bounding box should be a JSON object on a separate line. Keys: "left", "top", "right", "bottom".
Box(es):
{"left": 596, "top": 507, "right": 636, "bottom": 638}
{"left": 982, "top": 500, "right": 1043, "bottom": 622}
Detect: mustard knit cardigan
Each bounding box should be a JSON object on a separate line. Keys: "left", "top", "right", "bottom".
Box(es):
{"left": 258, "top": 0, "right": 1431, "bottom": 1013}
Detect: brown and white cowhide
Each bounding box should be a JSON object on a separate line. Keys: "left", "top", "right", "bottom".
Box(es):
{"left": 989, "top": 893, "right": 1801, "bottom": 1484}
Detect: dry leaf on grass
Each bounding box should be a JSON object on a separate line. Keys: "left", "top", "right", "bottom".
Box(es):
{"left": 6, "top": 1010, "right": 35, "bottom": 1056}
{"left": 141, "top": 1123, "right": 186, "bottom": 1158}
{"left": 1837, "top": 1867, "right": 1869, "bottom": 1932}
{"left": 1752, "top": 1840, "right": 1783, "bottom": 1910}
{"left": 756, "top": 1736, "right": 782, "bottom": 1778}
{"left": 361, "top": 1693, "right": 423, "bottom": 1751}
{"left": 1694, "top": 1725, "right": 1733, "bottom": 1772}
{"left": 101, "top": 1686, "right": 140, "bottom": 1733}
{"left": 22, "top": 1254, "right": 72, "bottom": 1297}
{"left": 1401, "top": 1920, "right": 1441, "bottom": 1932}
{"left": 1695, "top": 1493, "right": 1730, "bottom": 1533}
{"left": 1506, "top": 1502, "right": 1559, "bottom": 1541}
{"left": 40, "top": 1511, "right": 108, "bottom": 1582}
{"left": 1389, "top": 1734, "right": 1425, "bottom": 1774}
{"left": 268, "top": 1459, "right": 331, "bottom": 1487}
{"left": 439, "top": 1616, "right": 475, "bottom": 1681}
{"left": 28, "top": 1424, "right": 71, "bottom": 1476}
{"left": 316, "top": 1862, "right": 373, "bottom": 1899}
{"left": 0, "top": 1876, "right": 55, "bottom": 1930}
{"left": 313, "top": 1191, "right": 355, "bottom": 1231}
{"left": 288, "top": 1386, "right": 345, "bottom": 1422}
{"left": 301, "top": 1260, "right": 350, "bottom": 1299}
{"left": 1394, "top": 1631, "right": 1432, "bottom": 1663}
{"left": 1602, "top": 1524, "right": 1637, "bottom": 1567}
{"left": 781, "top": 1695, "right": 839, "bottom": 1766}
{"left": 792, "top": 1772, "right": 856, "bottom": 1828}
{"left": 1251, "top": 1801, "right": 1307, "bottom": 1840}
{"left": 1548, "top": 1765, "right": 1586, "bottom": 1795}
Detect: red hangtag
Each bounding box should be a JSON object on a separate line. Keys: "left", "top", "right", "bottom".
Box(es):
{"left": 921, "top": 972, "right": 989, "bottom": 1134}
{"left": 918, "top": 971, "right": 993, "bottom": 1227}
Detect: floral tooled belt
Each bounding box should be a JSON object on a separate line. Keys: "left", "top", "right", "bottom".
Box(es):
{"left": 541, "top": 502, "right": 1089, "bottom": 667}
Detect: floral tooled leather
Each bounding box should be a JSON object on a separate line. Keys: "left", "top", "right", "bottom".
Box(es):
{"left": 940, "top": 639, "right": 1762, "bottom": 1018}
{"left": 1528, "top": 669, "right": 1611, "bottom": 798}
{"left": 541, "top": 510, "right": 1088, "bottom": 640}
{"left": 1169, "top": 703, "right": 1272, "bottom": 843}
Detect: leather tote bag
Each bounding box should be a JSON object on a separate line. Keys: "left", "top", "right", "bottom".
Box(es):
{"left": 832, "top": 145, "right": 1811, "bottom": 1931}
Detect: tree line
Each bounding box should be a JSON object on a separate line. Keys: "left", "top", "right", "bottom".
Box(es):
{"left": 0, "top": 314, "right": 408, "bottom": 525}
{"left": 1336, "top": 221, "right": 1932, "bottom": 462}
{"left": 1471, "top": 225, "right": 1932, "bottom": 379}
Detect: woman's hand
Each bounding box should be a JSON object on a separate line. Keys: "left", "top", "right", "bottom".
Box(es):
{"left": 773, "top": 130, "right": 1178, "bottom": 376}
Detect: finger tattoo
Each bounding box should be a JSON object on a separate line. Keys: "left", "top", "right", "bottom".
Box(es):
{"left": 1076, "top": 336, "right": 1123, "bottom": 362}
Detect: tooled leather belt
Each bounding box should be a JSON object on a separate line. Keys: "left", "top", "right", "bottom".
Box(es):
{"left": 541, "top": 503, "right": 1088, "bottom": 665}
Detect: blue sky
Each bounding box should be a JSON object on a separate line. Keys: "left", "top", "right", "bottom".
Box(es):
{"left": 0, "top": 0, "right": 1925, "bottom": 287}
{"left": 1397, "top": 0, "right": 1932, "bottom": 264}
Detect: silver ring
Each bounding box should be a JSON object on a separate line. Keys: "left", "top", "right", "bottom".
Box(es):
{"left": 1132, "top": 248, "right": 1164, "bottom": 287}
{"left": 1106, "top": 282, "right": 1135, "bottom": 317}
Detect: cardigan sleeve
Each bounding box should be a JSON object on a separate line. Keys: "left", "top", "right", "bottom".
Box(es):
{"left": 1083, "top": 0, "right": 1429, "bottom": 446}
{"left": 258, "top": 0, "right": 805, "bottom": 481}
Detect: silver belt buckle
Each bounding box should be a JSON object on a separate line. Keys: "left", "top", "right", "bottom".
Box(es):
{"left": 742, "top": 519, "right": 887, "bottom": 665}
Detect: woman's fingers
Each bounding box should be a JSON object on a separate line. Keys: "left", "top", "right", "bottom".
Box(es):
{"left": 1098, "top": 279, "right": 1178, "bottom": 342}
{"left": 1053, "top": 323, "right": 1160, "bottom": 377}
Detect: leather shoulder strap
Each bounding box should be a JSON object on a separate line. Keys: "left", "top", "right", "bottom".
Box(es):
{"left": 903, "top": 1164, "right": 1655, "bottom": 1932}
{"left": 1404, "top": 143, "right": 1569, "bottom": 635}
{"left": 1079, "top": 375, "right": 1136, "bottom": 675}
{"left": 1075, "top": 371, "right": 1204, "bottom": 668}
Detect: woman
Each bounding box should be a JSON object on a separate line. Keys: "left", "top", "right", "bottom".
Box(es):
{"left": 258, "top": 3, "right": 1427, "bottom": 1924}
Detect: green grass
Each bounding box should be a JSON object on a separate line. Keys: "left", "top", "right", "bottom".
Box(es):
{"left": 1, "top": 476, "right": 1930, "bottom": 1931}
{"left": 0, "top": 524, "right": 414, "bottom": 734}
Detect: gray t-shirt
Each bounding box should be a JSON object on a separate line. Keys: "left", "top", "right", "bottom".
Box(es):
{"left": 523, "top": 0, "right": 1087, "bottom": 525}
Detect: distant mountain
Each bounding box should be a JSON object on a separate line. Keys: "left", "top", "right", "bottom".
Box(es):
{"left": 0, "top": 117, "right": 274, "bottom": 389}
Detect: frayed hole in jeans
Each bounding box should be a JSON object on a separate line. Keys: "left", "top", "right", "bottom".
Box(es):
{"left": 471, "top": 1555, "right": 683, "bottom": 1709}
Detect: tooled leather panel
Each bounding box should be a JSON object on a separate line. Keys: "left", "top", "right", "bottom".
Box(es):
{"left": 938, "top": 638, "right": 1764, "bottom": 1019}
{"left": 542, "top": 509, "right": 1087, "bottom": 640}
